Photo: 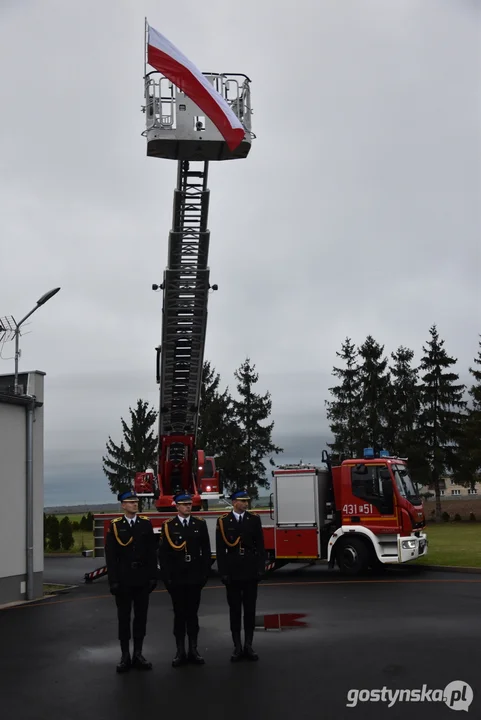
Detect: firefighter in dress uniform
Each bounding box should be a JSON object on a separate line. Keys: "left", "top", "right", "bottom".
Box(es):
{"left": 105, "top": 490, "right": 158, "bottom": 673}
{"left": 158, "top": 492, "right": 212, "bottom": 667}
{"left": 216, "top": 489, "right": 265, "bottom": 662}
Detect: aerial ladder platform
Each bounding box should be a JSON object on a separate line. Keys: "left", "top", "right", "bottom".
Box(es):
{"left": 131, "top": 27, "right": 254, "bottom": 511}
{"left": 85, "top": 28, "right": 253, "bottom": 582}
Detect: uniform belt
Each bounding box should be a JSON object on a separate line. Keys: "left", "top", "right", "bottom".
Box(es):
{"left": 228, "top": 548, "right": 255, "bottom": 555}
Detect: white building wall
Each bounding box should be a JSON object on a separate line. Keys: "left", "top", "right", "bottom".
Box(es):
{"left": 0, "top": 403, "right": 26, "bottom": 580}
{"left": 0, "top": 371, "right": 44, "bottom": 605}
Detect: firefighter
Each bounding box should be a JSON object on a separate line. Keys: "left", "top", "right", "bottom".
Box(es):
{"left": 105, "top": 490, "right": 158, "bottom": 673}
{"left": 158, "top": 492, "right": 211, "bottom": 667}
{"left": 216, "top": 489, "right": 265, "bottom": 662}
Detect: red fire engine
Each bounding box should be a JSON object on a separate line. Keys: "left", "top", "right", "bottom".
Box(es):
{"left": 85, "top": 40, "right": 428, "bottom": 583}
{"left": 86, "top": 447, "right": 427, "bottom": 582}
{"left": 269, "top": 449, "right": 427, "bottom": 574}
{"left": 130, "top": 51, "right": 254, "bottom": 511}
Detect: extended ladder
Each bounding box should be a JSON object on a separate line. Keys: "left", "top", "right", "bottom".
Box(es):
{"left": 157, "top": 160, "right": 211, "bottom": 438}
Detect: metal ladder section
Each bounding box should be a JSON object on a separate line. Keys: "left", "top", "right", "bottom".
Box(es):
{"left": 158, "top": 160, "right": 211, "bottom": 438}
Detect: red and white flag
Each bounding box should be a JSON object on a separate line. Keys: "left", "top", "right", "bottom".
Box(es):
{"left": 146, "top": 23, "right": 245, "bottom": 152}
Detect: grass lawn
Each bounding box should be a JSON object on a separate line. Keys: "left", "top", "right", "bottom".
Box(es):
{"left": 45, "top": 530, "right": 94, "bottom": 554}
{"left": 43, "top": 583, "right": 70, "bottom": 594}
{"left": 414, "top": 523, "right": 481, "bottom": 567}
{"left": 45, "top": 513, "right": 94, "bottom": 554}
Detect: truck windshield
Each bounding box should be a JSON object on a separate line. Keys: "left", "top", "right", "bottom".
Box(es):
{"left": 392, "top": 465, "right": 421, "bottom": 505}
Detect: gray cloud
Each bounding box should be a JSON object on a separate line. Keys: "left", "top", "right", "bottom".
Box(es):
{"left": 1, "top": 0, "right": 479, "bottom": 504}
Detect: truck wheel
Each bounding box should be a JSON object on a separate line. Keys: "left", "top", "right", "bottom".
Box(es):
{"left": 336, "top": 537, "right": 369, "bottom": 576}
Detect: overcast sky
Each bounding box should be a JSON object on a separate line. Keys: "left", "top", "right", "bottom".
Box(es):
{"left": 0, "top": 0, "right": 479, "bottom": 505}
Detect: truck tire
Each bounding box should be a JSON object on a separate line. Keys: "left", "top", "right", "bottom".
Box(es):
{"left": 336, "top": 537, "right": 369, "bottom": 576}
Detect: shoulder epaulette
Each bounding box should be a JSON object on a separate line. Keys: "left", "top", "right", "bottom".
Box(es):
{"left": 219, "top": 512, "right": 230, "bottom": 520}
{"left": 111, "top": 517, "right": 123, "bottom": 523}
{"left": 139, "top": 515, "right": 150, "bottom": 520}
{"left": 195, "top": 516, "right": 206, "bottom": 522}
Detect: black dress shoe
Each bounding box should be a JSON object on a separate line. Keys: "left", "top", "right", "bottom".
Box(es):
{"left": 172, "top": 642, "right": 187, "bottom": 668}
{"left": 230, "top": 632, "right": 243, "bottom": 662}
{"left": 132, "top": 652, "right": 153, "bottom": 670}
{"left": 188, "top": 646, "right": 205, "bottom": 664}
{"left": 243, "top": 644, "right": 259, "bottom": 661}
{"left": 243, "top": 633, "right": 259, "bottom": 661}
{"left": 116, "top": 652, "right": 131, "bottom": 673}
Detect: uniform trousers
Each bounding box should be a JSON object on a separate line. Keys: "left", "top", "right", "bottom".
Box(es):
{"left": 226, "top": 579, "right": 258, "bottom": 634}
{"left": 115, "top": 584, "right": 150, "bottom": 641}
{"left": 168, "top": 584, "right": 203, "bottom": 639}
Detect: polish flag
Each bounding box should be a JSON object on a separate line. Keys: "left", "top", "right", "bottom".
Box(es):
{"left": 147, "top": 24, "right": 246, "bottom": 152}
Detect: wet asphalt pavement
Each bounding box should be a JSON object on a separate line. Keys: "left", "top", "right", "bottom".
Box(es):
{"left": 1, "top": 559, "right": 480, "bottom": 719}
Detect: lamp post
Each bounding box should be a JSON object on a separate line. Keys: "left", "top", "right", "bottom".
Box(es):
{"left": 14, "top": 287, "right": 61, "bottom": 394}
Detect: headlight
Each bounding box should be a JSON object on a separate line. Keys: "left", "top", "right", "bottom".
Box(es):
{"left": 402, "top": 539, "right": 417, "bottom": 550}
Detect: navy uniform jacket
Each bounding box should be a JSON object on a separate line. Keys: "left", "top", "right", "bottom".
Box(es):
{"left": 216, "top": 511, "right": 265, "bottom": 582}
{"left": 105, "top": 515, "right": 157, "bottom": 588}
{"left": 158, "top": 515, "right": 211, "bottom": 586}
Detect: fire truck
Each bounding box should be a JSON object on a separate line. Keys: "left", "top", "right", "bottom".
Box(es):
{"left": 85, "top": 33, "right": 428, "bottom": 583}
{"left": 86, "top": 448, "right": 427, "bottom": 582}
{"left": 130, "top": 32, "right": 255, "bottom": 511}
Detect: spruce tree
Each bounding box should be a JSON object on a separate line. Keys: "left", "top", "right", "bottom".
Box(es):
{"left": 48, "top": 516, "right": 61, "bottom": 551}
{"left": 357, "top": 336, "right": 391, "bottom": 452}
{"left": 196, "top": 361, "right": 242, "bottom": 491}
{"left": 325, "top": 337, "right": 361, "bottom": 460}
{"left": 456, "top": 336, "right": 481, "bottom": 487}
{"left": 59, "top": 517, "right": 74, "bottom": 552}
{"left": 197, "top": 362, "right": 238, "bottom": 455}
{"left": 384, "top": 346, "right": 426, "bottom": 481}
{"left": 232, "top": 358, "right": 283, "bottom": 498}
{"left": 418, "top": 325, "right": 466, "bottom": 521}
{"left": 102, "top": 399, "right": 158, "bottom": 503}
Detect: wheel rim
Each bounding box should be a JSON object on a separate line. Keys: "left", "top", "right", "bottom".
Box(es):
{"left": 341, "top": 546, "right": 358, "bottom": 568}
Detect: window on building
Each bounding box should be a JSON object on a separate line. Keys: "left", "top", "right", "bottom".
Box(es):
{"left": 451, "top": 489, "right": 461, "bottom": 496}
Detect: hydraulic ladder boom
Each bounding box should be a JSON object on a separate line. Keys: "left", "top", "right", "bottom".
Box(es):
{"left": 132, "top": 50, "right": 253, "bottom": 509}
{"left": 151, "top": 160, "right": 212, "bottom": 507}
{"left": 159, "top": 160, "right": 210, "bottom": 439}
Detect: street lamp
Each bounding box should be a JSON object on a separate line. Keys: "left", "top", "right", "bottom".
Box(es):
{"left": 14, "top": 287, "right": 61, "bottom": 394}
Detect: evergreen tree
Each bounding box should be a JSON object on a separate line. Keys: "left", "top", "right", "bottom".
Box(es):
{"left": 43, "top": 513, "right": 48, "bottom": 551}
{"left": 456, "top": 336, "right": 481, "bottom": 487}
{"left": 59, "top": 517, "right": 74, "bottom": 552}
{"left": 196, "top": 361, "right": 242, "bottom": 491}
{"left": 325, "top": 337, "right": 362, "bottom": 460}
{"left": 231, "top": 358, "right": 283, "bottom": 498}
{"left": 418, "top": 325, "right": 466, "bottom": 521}
{"left": 86, "top": 511, "right": 94, "bottom": 531}
{"left": 102, "top": 399, "right": 158, "bottom": 502}
{"left": 48, "top": 516, "right": 61, "bottom": 551}
{"left": 357, "top": 336, "right": 391, "bottom": 451}
{"left": 384, "top": 346, "right": 426, "bottom": 482}
{"left": 197, "top": 361, "right": 238, "bottom": 456}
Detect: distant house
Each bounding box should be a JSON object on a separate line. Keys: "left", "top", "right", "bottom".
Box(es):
{"left": 427, "top": 476, "right": 481, "bottom": 498}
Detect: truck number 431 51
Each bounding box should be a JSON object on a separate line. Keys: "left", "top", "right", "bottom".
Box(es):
{"left": 343, "top": 504, "right": 374, "bottom": 515}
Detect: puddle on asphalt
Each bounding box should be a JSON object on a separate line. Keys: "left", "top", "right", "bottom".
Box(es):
{"left": 255, "top": 613, "right": 308, "bottom": 631}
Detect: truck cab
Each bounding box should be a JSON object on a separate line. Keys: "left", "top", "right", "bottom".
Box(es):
{"left": 270, "top": 448, "right": 428, "bottom": 576}
{"left": 329, "top": 448, "right": 427, "bottom": 573}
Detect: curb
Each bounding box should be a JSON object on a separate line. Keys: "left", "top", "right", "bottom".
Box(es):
{"left": 414, "top": 564, "right": 481, "bottom": 574}
{"left": 0, "top": 585, "right": 78, "bottom": 611}
{"left": 44, "top": 554, "right": 88, "bottom": 558}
